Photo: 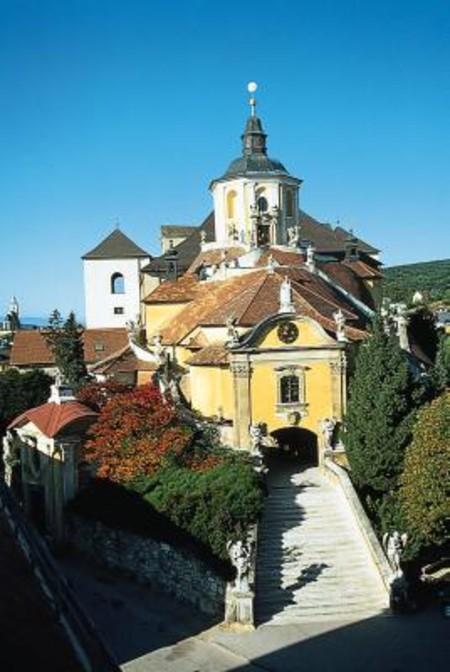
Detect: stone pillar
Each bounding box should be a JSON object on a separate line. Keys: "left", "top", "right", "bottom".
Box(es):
{"left": 48, "top": 443, "right": 65, "bottom": 543}
{"left": 230, "top": 360, "right": 252, "bottom": 450}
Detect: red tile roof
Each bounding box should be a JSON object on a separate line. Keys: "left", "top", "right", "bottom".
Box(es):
{"left": 9, "top": 329, "right": 129, "bottom": 367}
{"left": 154, "top": 266, "right": 368, "bottom": 345}
{"left": 143, "top": 274, "right": 200, "bottom": 303}
{"left": 82, "top": 329, "right": 129, "bottom": 363}
{"left": 187, "top": 345, "right": 230, "bottom": 366}
{"left": 187, "top": 246, "right": 246, "bottom": 274}
{"left": 342, "top": 259, "right": 383, "bottom": 279}
{"left": 89, "top": 344, "right": 157, "bottom": 375}
{"left": 257, "top": 248, "right": 304, "bottom": 267}
{"left": 9, "top": 401, "right": 97, "bottom": 438}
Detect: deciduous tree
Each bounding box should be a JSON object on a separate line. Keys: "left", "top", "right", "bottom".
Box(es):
{"left": 83, "top": 384, "right": 193, "bottom": 483}
{"left": 76, "top": 379, "right": 130, "bottom": 412}
{"left": 400, "top": 392, "right": 450, "bottom": 548}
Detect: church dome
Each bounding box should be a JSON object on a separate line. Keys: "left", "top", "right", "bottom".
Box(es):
{"left": 224, "top": 153, "right": 288, "bottom": 178}
{"left": 212, "top": 108, "right": 290, "bottom": 184}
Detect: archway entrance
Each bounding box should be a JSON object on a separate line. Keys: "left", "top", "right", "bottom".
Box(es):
{"left": 267, "top": 427, "right": 318, "bottom": 466}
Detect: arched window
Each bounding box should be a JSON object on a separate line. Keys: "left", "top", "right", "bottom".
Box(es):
{"left": 280, "top": 375, "right": 300, "bottom": 404}
{"left": 257, "top": 196, "right": 268, "bottom": 213}
{"left": 285, "top": 190, "right": 294, "bottom": 217}
{"left": 226, "top": 190, "right": 237, "bottom": 219}
{"left": 111, "top": 273, "right": 125, "bottom": 294}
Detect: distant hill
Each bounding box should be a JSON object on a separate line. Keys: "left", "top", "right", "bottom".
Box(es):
{"left": 383, "top": 258, "right": 450, "bottom": 304}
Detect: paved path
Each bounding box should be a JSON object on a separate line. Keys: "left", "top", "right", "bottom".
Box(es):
{"left": 60, "top": 553, "right": 450, "bottom": 672}
{"left": 255, "top": 462, "right": 388, "bottom": 625}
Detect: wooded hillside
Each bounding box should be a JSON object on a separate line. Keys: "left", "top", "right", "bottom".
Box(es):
{"left": 383, "top": 258, "right": 450, "bottom": 304}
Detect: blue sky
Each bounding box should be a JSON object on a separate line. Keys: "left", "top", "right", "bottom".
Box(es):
{"left": 1, "top": 0, "right": 449, "bottom": 319}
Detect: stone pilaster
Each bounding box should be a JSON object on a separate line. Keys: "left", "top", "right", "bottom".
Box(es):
{"left": 230, "top": 360, "right": 252, "bottom": 450}
{"left": 329, "top": 351, "right": 347, "bottom": 420}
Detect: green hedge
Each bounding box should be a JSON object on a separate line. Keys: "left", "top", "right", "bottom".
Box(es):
{"left": 137, "top": 461, "right": 265, "bottom": 561}
{"left": 69, "top": 456, "right": 265, "bottom": 576}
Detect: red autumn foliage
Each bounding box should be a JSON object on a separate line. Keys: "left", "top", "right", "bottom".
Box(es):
{"left": 184, "top": 452, "right": 224, "bottom": 472}
{"left": 77, "top": 379, "right": 130, "bottom": 412}
{"left": 83, "top": 384, "right": 193, "bottom": 483}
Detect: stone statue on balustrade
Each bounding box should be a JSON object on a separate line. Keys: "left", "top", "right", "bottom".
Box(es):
{"left": 383, "top": 530, "right": 410, "bottom": 612}
{"left": 152, "top": 334, "right": 167, "bottom": 366}
{"left": 383, "top": 531, "right": 408, "bottom": 578}
{"left": 3, "top": 431, "right": 17, "bottom": 486}
{"left": 227, "top": 539, "right": 252, "bottom": 593}
{"left": 287, "top": 225, "right": 300, "bottom": 248}
{"left": 333, "top": 309, "right": 347, "bottom": 342}
{"left": 225, "top": 316, "right": 240, "bottom": 347}
{"left": 320, "top": 417, "right": 337, "bottom": 451}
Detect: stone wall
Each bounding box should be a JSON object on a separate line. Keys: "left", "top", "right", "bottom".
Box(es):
{"left": 67, "top": 515, "right": 226, "bottom": 617}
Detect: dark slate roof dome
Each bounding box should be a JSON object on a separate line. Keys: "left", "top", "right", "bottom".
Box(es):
{"left": 224, "top": 154, "right": 288, "bottom": 178}
{"left": 212, "top": 111, "right": 291, "bottom": 183}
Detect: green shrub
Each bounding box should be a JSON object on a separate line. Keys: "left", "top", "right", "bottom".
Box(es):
{"left": 400, "top": 391, "right": 450, "bottom": 551}
{"left": 136, "top": 459, "right": 265, "bottom": 561}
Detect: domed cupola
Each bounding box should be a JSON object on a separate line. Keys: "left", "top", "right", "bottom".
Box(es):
{"left": 210, "top": 83, "right": 302, "bottom": 249}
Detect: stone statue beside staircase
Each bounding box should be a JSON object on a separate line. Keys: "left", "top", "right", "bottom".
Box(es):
{"left": 383, "top": 530, "right": 410, "bottom": 612}
{"left": 225, "top": 536, "right": 255, "bottom": 628}
{"left": 227, "top": 539, "right": 252, "bottom": 593}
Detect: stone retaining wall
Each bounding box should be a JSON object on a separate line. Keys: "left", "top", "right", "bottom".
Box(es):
{"left": 67, "top": 515, "right": 226, "bottom": 617}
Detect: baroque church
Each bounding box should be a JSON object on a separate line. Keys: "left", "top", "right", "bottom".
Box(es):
{"left": 82, "top": 86, "right": 383, "bottom": 463}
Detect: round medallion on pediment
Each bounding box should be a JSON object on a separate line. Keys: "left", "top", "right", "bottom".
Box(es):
{"left": 277, "top": 321, "right": 299, "bottom": 344}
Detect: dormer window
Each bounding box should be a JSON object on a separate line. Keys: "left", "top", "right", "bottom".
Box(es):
{"left": 111, "top": 273, "right": 125, "bottom": 294}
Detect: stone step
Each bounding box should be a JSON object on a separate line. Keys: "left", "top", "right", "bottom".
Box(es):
{"left": 255, "top": 465, "right": 387, "bottom": 626}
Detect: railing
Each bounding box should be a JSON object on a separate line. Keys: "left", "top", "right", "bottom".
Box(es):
{"left": 0, "top": 481, "right": 120, "bottom": 672}
{"left": 323, "top": 459, "right": 392, "bottom": 601}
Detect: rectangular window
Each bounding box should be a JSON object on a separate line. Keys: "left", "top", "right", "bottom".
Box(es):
{"left": 94, "top": 343, "right": 104, "bottom": 352}
{"left": 280, "top": 375, "right": 300, "bottom": 404}
{"left": 114, "top": 307, "right": 124, "bottom": 315}
{"left": 276, "top": 367, "right": 306, "bottom": 411}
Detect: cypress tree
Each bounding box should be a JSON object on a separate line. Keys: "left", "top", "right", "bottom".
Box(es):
{"left": 344, "top": 316, "right": 415, "bottom": 499}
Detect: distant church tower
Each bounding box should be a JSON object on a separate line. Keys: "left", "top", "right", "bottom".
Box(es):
{"left": 209, "top": 83, "right": 302, "bottom": 248}
{"left": 2, "top": 296, "right": 20, "bottom": 331}
{"left": 82, "top": 228, "right": 150, "bottom": 329}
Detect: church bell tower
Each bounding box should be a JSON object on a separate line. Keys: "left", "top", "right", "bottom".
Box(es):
{"left": 209, "top": 83, "right": 302, "bottom": 249}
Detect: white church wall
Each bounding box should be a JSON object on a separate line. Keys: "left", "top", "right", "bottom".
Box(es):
{"left": 211, "top": 175, "right": 300, "bottom": 247}
{"left": 84, "top": 257, "right": 148, "bottom": 328}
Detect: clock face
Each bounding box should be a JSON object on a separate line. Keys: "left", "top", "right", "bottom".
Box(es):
{"left": 277, "top": 321, "right": 299, "bottom": 344}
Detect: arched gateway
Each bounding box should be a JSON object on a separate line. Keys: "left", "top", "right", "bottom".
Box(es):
{"left": 268, "top": 427, "right": 318, "bottom": 466}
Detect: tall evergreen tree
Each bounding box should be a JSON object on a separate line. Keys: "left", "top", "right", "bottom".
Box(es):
{"left": 344, "top": 316, "right": 416, "bottom": 500}
{"left": 46, "top": 310, "right": 87, "bottom": 390}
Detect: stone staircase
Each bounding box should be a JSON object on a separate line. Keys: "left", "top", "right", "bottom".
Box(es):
{"left": 255, "top": 461, "right": 388, "bottom": 625}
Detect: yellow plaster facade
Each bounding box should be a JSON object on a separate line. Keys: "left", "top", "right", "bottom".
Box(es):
{"left": 185, "top": 316, "right": 348, "bottom": 461}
